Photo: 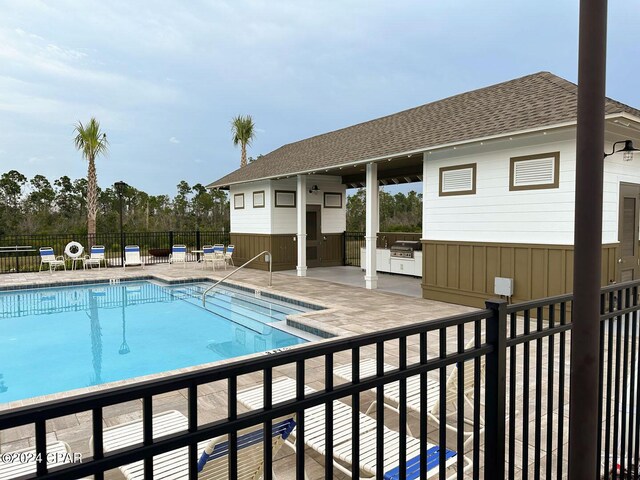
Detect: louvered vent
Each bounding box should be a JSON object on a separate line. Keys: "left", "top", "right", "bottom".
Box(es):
{"left": 513, "top": 157, "right": 555, "bottom": 187}
{"left": 441, "top": 167, "right": 474, "bottom": 193}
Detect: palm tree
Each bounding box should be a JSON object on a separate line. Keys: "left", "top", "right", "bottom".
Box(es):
{"left": 231, "top": 115, "right": 255, "bottom": 168}
{"left": 74, "top": 118, "right": 108, "bottom": 245}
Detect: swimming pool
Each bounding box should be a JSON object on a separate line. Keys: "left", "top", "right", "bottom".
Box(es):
{"left": 0, "top": 281, "right": 313, "bottom": 404}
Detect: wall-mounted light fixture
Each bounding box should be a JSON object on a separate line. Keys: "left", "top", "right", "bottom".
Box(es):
{"left": 308, "top": 185, "right": 319, "bottom": 194}
{"left": 604, "top": 140, "right": 640, "bottom": 161}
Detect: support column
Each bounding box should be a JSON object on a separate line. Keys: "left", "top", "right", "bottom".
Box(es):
{"left": 296, "top": 175, "right": 307, "bottom": 277}
{"left": 422, "top": 154, "right": 428, "bottom": 240}
{"left": 365, "top": 162, "right": 378, "bottom": 289}
{"left": 568, "top": 0, "right": 607, "bottom": 478}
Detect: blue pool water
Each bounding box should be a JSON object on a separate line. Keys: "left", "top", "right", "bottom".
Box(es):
{"left": 0, "top": 281, "right": 310, "bottom": 403}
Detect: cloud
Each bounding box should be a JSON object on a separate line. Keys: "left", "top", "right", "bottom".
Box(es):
{"left": 169, "top": 137, "right": 180, "bottom": 144}
{"left": 28, "top": 155, "right": 55, "bottom": 164}
{"left": 0, "top": 27, "right": 183, "bottom": 108}
{"left": 45, "top": 43, "right": 87, "bottom": 62}
{"left": 0, "top": 76, "right": 127, "bottom": 127}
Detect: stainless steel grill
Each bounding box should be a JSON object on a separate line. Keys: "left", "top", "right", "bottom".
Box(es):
{"left": 389, "top": 240, "right": 422, "bottom": 258}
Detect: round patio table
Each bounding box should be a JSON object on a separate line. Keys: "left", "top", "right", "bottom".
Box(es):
{"left": 191, "top": 249, "right": 204, "bottom": 262}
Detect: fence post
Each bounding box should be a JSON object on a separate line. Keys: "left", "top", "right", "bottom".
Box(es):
{"left": 122, "top": 233, "right": 127, "bottom": 267}
{"left": 169, "top": 231, "right": 174, "bottom": 249}
{"left": 484, "top": 298, "right": 507, "bottom": 479}
{"left": 196, "top": 230, "right": 201, "bottom": 250}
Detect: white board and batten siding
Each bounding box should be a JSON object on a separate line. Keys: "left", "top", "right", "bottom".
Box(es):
{"left": 271, "top": 176, "right": 346, "bottom": 234}
{"left": 230, "top": 176, "right": 346, "bottom": 235}
{"left": 229, "top": 181, "right": 271, "bottom": 234}
{"left": 423, "top": 138, "right": 577, "bottom": 245}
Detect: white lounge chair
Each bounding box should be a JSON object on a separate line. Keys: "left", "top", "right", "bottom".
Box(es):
{"left": 0, "top": 440, "right": 76, "bottom": 480}
{"left": 169, "top": 244, "right": 188, "bottom": 268}
{"left": 238, "top": 377, "right": 464, "bottom": 479}
{"left": 202, "top": 245, "right": 226, "bottom": 271}
{"left": 224, "top": 244, "right": 235, "bottom": 267}
{"left": 92, "top": 409, "right": 296, "bottom": 479}
{"left": 213, "top": 244, "right": 226, "bottom": 270}
{"left": 201, "top": 245, "right": 214, "bottom": 270}
{"left": 333, "top": 339, "right": 486, "bottom": 448}
{"left": 39, "top": 247, "right": 65, "bottom": 272}
{"left": 82, "top": 245, "right": 106, "bottom": 269}
{"left": 123, "top": 245, "right": 144, "bottom": 269}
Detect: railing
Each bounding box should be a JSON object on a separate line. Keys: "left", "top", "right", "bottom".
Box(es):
{"left": 201, "top": 251, "right": 273, "bottom": 305}
{"left": 343, "top": 231, "right": 365, "bottom": 266}
{"left": 1, "top": 280, "right": 640, "bottom": 479}
{"left": 0, "top": 230, "right": 229, "bottom": 273}
{"left": 343, "top": 231, "right": 421, "bottom": 267}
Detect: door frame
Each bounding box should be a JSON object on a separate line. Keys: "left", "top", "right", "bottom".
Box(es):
{"left": 617, "top": 182, "right": 640, "bottom": 282}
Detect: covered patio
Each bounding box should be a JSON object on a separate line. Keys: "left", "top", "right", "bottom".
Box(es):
{"left": 282, "top": 265, "right": 423, "bottom": 298}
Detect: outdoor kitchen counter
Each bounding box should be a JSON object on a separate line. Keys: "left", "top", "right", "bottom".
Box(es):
{"left": 360, "top": 247, "right": 422, "bottom": 277}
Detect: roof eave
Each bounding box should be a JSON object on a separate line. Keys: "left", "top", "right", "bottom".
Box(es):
{"left": 607, "top": 111, "right": 640, "bottom": 127}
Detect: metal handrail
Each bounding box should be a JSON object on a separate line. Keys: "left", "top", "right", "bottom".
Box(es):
{"left": 201, "top": 250, "right": 272, "bottom": 306}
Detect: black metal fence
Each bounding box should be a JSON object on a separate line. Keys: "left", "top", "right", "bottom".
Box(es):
{"left": 2, "top": 280, "right": 640, "bottom": 479}
{"left": 0, "top": 231, "right": 229, "bottom": 272}
{"left": 344, "top": 231, "right": 365, "bottom": 267}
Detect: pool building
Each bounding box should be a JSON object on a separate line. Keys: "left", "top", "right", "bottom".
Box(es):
{"left": 208, "top": 71, "right": 640, "bottom": 307}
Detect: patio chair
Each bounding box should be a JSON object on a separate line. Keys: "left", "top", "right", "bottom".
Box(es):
{"left": 82, "top": 245, "right": 106, "bottom": 269}
{"left": 238, "top": 377, "right": 465, "bottom": 479}
{"left": 123, "top": 245, "right": 144, "bottom": 269}
{"left": 169, "top": 244, "right": 188, "bottom": 268}
{"left": 202, "top": 245, "right": 226, "bottom": 271}
{"left": 0, "top": 440, "right": 77, "bottom": 480}
{"left": 39, "top": 246, "right": 66, "bottom": 272}
{"left": 91, "top": 409, "right": 296, "bottom": 479}
{"left": 201, "top": 245, "right": 214, "bottom": 269}
{"left": 333, "top": 337, "right": 486, "bottom": 448}
{"left": 224, "top": 244, "right": 235, "bottom": 267}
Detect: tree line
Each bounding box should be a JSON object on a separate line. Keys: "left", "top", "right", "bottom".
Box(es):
{"left": 0, "top": 169, "right": 230, "bottom": 235}
{"left": 0, "top": 169, "right": 422, "bottom": 235}
{"left": 346, "top": 188, "right": 422, "bottom": 232}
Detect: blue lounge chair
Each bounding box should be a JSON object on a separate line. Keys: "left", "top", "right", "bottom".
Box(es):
{"left": 225, "top": 244, "right": 235, "bottom": 267}
{"left": 82, "top": 245, "right": 106, "bottom": 269}
{"left": 123, "top": 245, "right": 144, "bottom": 269}
{"left": 169, "top": 244, "right": 187, "bottom": 268}
{"left": 39, "top": 247, "right": 65, "bottom": 273}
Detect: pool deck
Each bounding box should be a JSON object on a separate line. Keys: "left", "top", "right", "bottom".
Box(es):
{"left": 0, "top": 264, "right": 558, "bottom": 479}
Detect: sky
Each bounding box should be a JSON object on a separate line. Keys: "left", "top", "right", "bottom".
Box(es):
{"left": 1, "top": 0, "right": 639, "bottom": 197}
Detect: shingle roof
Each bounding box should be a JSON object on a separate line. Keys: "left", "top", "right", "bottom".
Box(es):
{"left": 209, "top": 71, "right": 640, "bottom": 188}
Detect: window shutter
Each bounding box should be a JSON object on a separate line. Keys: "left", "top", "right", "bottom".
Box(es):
{"left": 442, "top": 167, "right": 474, "bottom": 193}
{"left": 513, "top": 157, "right": 555, "bottom": 187}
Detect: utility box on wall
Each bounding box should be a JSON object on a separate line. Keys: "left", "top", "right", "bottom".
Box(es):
{"left": 494, "top": 277, "right": 514, "bottom": 297}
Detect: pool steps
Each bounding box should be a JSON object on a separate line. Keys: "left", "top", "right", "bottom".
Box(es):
{"left": 167, "top": 284, "right": 321, "bottom": 341}
{"left": 171, "top": 284, "right": 304, "bottom": 320}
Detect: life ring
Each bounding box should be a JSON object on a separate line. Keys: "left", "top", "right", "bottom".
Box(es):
{"left": 64, "top": 241, "right": 84, "bottom": 259}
